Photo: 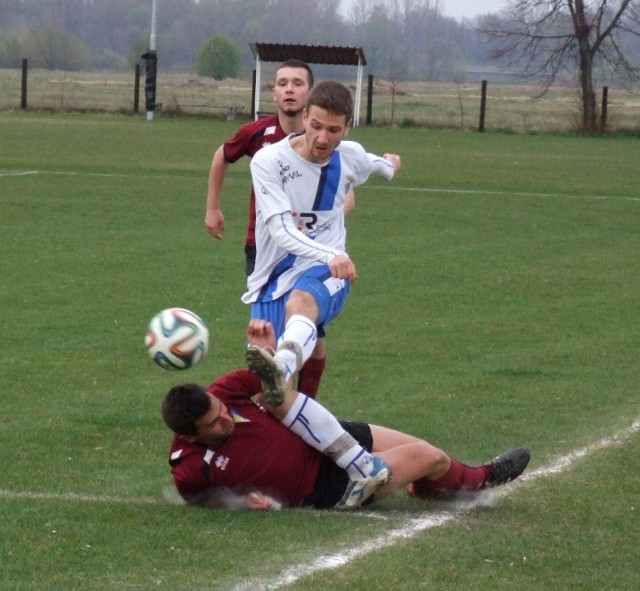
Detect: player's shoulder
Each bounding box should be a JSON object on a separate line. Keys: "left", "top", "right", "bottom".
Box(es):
{"left": 241, "top": 114, "right": 281, "bottom": 136}
{"left": 337, "top": 140, "right": 367, "bottom": 157}
{"left": 251, "top": 133, "right": 292, "bottom": 163}
{"left": 208, "top": 369, "right": 262, "bottom": 401}
{"left": 169, "top": 434, "right": 204, "bottom": 468}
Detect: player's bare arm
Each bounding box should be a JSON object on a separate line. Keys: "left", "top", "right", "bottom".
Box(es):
{"left": 203, "top": 489, "right": 282, "bottom": 511}
{"left": 205, "top": 145, "right": 229, "bottom": 240}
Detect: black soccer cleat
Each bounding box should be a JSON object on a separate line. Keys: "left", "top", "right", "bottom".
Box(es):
{"left": 484, "top": 447, "right": 531, "bottom": 488}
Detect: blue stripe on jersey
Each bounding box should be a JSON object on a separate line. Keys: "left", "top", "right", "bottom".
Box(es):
{"left": 312, "top": 151, "right": 341, "bottom": 211}
{"left": 257, "top": 252, "right": 297, "bottom": 301}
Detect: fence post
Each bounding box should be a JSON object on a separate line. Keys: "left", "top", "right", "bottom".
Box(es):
{"left": 21, "top": 58, "right": 28, "bottom": 110}
{"left": 479, "top": 79, "right": 487, "bottom": 132}
{"left": 134, "top": 64, "right": 141, "bottom": 114}
{"left": 366, "top": 74, "right": 373, "bottom": 126}
{"left": 251, "top": 70, "right": 256, "bottom": 119}
{"left": 600, "top": 86, "right": 608, "bottom": 135}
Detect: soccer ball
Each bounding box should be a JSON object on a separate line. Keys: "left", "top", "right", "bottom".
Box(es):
{"left": 145, "top": 308, "right": 209, "bottom": 370}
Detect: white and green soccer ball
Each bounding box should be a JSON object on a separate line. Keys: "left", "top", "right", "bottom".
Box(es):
{"left": 145, "top": 307, "right": 209, "bottom": 370}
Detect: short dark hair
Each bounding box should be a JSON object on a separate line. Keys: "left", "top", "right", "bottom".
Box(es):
{"left": 277, "top": 59, "right": 314, "bottom": 88}
{"left": 306, "top": 81, "right": 353, "bottom": 122}
{"left": 161, "top": 384, "right": 211, "bottom": 436}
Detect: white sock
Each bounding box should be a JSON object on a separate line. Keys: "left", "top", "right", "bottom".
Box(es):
{"left": 276, "top": 314, "right": 317, "bottom": 379}
{"left": 282, "top": 393, "right": 375, "bottom": 481}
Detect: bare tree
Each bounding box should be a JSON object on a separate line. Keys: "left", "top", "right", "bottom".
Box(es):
{"left": 480, "top": 1, "right": 640, "bottom": 133}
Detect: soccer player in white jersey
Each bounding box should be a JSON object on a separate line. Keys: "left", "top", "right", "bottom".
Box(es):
{"left": 243, "top": 83, "right": 401, "bottom": 503}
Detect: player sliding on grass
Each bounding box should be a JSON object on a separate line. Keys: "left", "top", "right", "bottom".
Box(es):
{"left": 162, "top": 319, "right": 531, "bottom": 510}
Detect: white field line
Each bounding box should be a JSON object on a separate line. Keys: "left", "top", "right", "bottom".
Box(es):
{"left": 0, "top": 489, "right": 161, "bottom": 504}
{"left": 1, "top": 169, "right": 639, "bottom": 202}
{"left": 229, "top": 417, "right": 640, "bottom": 591}
{"left": 0, "top": 170, "right": 39, "bottom": 177}
{"left": 386, "top": 186, "right": 640, "bottom": 203}
{"left": 0, "top": 169, "right": 189, "bottom": 180}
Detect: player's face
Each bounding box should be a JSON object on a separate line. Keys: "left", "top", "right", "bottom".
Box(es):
{"left": 301, "top": 106, "right": 351, "bottom": 164}
{"left": 192, "top": 394, "right": 235, "bottom": 446}
{"left": 272, "top": 67, "right": 311, "bottom": 116}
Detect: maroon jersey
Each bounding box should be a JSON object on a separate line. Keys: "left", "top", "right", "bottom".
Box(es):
{"left": 223, "top": 115, "right": 286, "bottom": 248}
{"left": 168, "top": 369, "right": 322, "bottom": 507}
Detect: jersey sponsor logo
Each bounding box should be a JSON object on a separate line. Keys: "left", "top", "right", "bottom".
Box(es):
{"left": 292, "top": 211, "right": 333, "bottom": 236}
{"left": 295, "top": 212, "right": 317, "bottom": 231}
{"left": 203, "top": 448, "right": 230, "bottom": 472}
{"left": 277, "top": 159, "right": 302, "bottom": 185}
{"left": 215, "top": 455, "right": 230, "bottom": 470}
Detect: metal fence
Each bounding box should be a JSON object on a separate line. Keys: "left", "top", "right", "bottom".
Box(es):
{"left": 2, "top": 65, "right": 639, "bottom": 134}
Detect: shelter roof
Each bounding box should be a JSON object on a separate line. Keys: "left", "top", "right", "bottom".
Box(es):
{"left": 250, "top": 43, "right": 366, "bottom": 67}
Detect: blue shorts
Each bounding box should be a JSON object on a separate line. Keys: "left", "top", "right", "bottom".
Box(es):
{"left": 251, "top": 265, "right": 350, "bottom": 340}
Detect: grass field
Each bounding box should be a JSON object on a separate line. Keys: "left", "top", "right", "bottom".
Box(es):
{"left": 1, "top": 112, "right": 639, "bottom": 590}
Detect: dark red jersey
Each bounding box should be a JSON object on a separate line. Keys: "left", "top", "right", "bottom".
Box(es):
{"left": 222, "top": 115, "right": 286, "bottom": 248}
{"left": 167, "top": 369, "right": 322, "bottom": 507}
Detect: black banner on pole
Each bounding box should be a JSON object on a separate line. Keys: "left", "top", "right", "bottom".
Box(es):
{"left": 141, "top": 50, "right": 157, "bottom": 113}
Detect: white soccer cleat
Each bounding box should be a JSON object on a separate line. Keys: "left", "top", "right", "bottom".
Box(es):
{"left": 336, "top": 457, "right": 392, "bottom": 509}
{"left": 246, "top": 345, "right": 289, "bottom": 406}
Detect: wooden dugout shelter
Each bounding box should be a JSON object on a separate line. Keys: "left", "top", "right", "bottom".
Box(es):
{"left": 249, "top": 42, "right": 367, "bottom": 126}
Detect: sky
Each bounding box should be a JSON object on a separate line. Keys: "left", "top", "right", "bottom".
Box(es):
{"left": 440, "top": 0, "right": 507, "bottom": 19}
{"left": 340, "top": 0, "right": 507, "bottom": 20}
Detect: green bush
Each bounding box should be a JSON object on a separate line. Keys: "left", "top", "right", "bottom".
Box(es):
{"left": 24, "top": 27, "right": 90, "bottom": 71}
{"left": 196, "top": 34, "right": 241, "bottom": 80}
{"left": 0, "top": 34, "right": 24, "bottom": 68}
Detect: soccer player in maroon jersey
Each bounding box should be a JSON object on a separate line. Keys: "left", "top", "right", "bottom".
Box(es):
{"left": 205, "top": 60, "right": 316, "bottom": 273}
{"left": 162, "top": 320, "right": 531, "bottom": 510}
{"left": 205, "top": 60, "right": 350, "bottom": 400}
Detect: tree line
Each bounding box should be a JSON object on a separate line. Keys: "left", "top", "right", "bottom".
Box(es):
{"left": 0, "top": 0, "right": 486, "bottom": 80}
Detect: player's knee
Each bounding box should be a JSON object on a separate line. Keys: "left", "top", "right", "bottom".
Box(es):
{"left": 286, "top": 290, "right": 319, "bottom": 320}
{"left": 432, "top": 449, "right": 451, "bottom": 473}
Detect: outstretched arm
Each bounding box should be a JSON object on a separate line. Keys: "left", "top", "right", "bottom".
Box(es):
{"left": 366, "top": 152, "right": 401, "bottom": 180}
{"left": 202, "top": 488, "right": 283, "bottom": 511}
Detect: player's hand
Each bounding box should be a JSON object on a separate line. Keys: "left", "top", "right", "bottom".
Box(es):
{"left": 247, "top": 319, "right": 277, "bottom": 350}
{"left": 383, "top": 153, "right": 401, "bottom": 173}
{"left": 205, "top": 207, "right": 225, "bottom": 240}
{"left": 245, "top": 492, "right": 282, "bottom": 511}
{"left": 329, "top": 254, "right": 357, "bottom": 282}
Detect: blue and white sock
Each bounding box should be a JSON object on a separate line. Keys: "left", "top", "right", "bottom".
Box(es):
{"left": 282, "top": 392, "right": 375, "bottom": 481}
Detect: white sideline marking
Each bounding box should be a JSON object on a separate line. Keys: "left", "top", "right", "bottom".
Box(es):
{"left": 229, "top": 417, "right": 640, "bottom": 591}
{"left": 2, "top": 169, "right": 639, "bottom": 203}
{"left": 374, "top": 185, "right": 640, "bottom": 203}
{"left": 0, "top": 169, "right": 219, "bottom": 181}
{"left": 0, "top": 170, "right": 39, "bottom": 177}
{"left": 0, "top": 489, "right": 160, "bottom": 505}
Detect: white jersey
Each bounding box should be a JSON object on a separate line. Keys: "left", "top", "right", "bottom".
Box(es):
{"left": 242, "top": 134, "right": 395, "bottom": 304}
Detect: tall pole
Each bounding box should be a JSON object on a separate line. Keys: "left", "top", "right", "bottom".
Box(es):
{"left": 149, "top": 0, "right": 157, "bottom": 52}
{"left": 144, "top": 0, "right": 158, "bottom": 121}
